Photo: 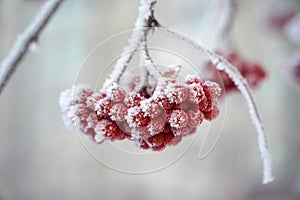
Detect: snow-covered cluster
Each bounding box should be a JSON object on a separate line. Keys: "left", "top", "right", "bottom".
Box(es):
{"left": 59, "top": 75, "right": 221, "bottom": 151}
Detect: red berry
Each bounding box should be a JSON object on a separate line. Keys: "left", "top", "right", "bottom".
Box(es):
{"left": 133, "top": 126, "right": 151, "bottom": 139}
{"left": 148, "top": 133, "right": 165, "bottom": 147}
{"left": 171, "top": 85, "right": 189, "bottom": 104}
{"left": 127, "top": 107, "right": 150, "bottom": 127}
{"left": 188, "top": 83, "right": 205, "bottom": 104}
{"left": 158, "top": 96, "right": 174, "bottom": 110}
{"left": 171, "top": 127, "right": 188, "bottom": 136}
{"left": 187, "top": 107, "right": 204, "bottom": 127}
{"left": 202, "top": 81, "right": 221, "bottom": 99}
{"left": 125, "top": 92, "right": 144, "bottom": 107}
{"left": 107, "top": 83, "right": 126, "bottom": 103}
{"left": 147, "top": 117, "right": 165, "bottom": 135}
{"left": 140, "top": 100, "right": 162, "bottom": 118}
{"left": 169, "top": 110, "right": 188, "bottom": 129}
{"left": 110, "top": 103, "right": 127, "bottom": 122}
{"left": 136, "top": 139, "right": 150, "bottom": 149}
{"left": 95, "top": 99, "right": 112, "bottom": 117}
{"left": 167, "top": 135, "right": 182, "bottom": 146}
{"left": 203, "top": 105, "right": 219, "bottom": 121}
{"left": 185, "top": 75, "right": 202, "bottom": 85}
{"left": 97, "top": 119, "right": 118, "bottom": 139}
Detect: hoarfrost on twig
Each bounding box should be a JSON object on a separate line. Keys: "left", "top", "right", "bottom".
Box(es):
{"left": 0, "top": 0, "right": 64, "bottom": 95}
{"left": 160, "top": 27, "right": 274, "bottom": 184}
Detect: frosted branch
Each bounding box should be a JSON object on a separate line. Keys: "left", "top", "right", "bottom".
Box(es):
{"left": 140, "top": 36, "right": 162, "bottom": 80}
{"left": 102, "top": 0, "right": 157, "bottom": 89}
{"left": 160, "top": 27, "right": 274, "bottom": 184}
{"left": 0, "top": 0, "right": 64, "bottom": 95}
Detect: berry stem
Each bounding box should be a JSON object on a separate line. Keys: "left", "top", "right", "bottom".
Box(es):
{"left": 140, "top": 40, "right": 162, "bottom": 80}
{"left": 102, "top": 0, "right": 157, "bottom": 89}
{"left": 159, "top": 26, "right": 274, "bottom": 184}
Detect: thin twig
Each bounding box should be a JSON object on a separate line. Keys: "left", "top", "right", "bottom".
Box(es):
{"left": 160, "top": 26, "right": 274, "bottom": 184}
{"left": 0, "top": 0, "right": 64, "bottom": 95}
{"left": 102, "top": 0, "right": 157, "bottom": 89}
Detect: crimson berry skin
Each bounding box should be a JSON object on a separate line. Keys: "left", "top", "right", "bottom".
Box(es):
{"left": 169, "top": 110, "right": 189, "bottom": 129}
{"left": 98, "top": 119, "right": 118, "bottom": 139}
{"left": 148, "top": 133, "right": 165, "bottom": 148}
{"left": 110, "top": 103, "right": 127, "bottom": 122}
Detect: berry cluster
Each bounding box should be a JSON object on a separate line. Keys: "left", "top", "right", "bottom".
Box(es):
{"left": 59, "top": 76, "right": 221, "bottom": 151}
{"left": 206, "top": 50, "right": 267, "bottom": 93}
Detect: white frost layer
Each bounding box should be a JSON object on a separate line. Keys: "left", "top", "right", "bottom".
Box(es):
{"left": 0, "top": 0, "right": 62, "bottom": 90}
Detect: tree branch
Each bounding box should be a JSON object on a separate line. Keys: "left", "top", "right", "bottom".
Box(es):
{"left": 102, "top": 0, "right": 157, "bottom": 89}
{"left": 0, "top": 0, "right": 64, "bottom": 95}
{"left": 159, "top": 26, "right": 274, "bottom": 184}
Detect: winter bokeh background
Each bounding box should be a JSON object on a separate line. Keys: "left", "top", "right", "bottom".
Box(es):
{"left": 1, "top": 0, "right": 300, "bottom": 199}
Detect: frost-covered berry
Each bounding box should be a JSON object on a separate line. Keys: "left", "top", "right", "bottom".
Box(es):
{"left": 107, "top": 83, "right": 126, "bottom": 103}
{"left": 96, "top": 119, "right": 118, "bottom": 139}
{"left": 140, "top": 99, "right": 162, "bottom": 118}
{"left": 171, "top": 85, "right": 189, "bottom": 104}
{"left": 157, "top": 96, "right": 174, "bottom": 110}
{"left": 188, "top": 83, "right": 205, "bottom": 104}
{"left": 171, "top": 127, "right": 188, "bottom": 136}
{"left": 86, "top": 92, "right": 105, "bottom": 111}
{"left": 126, "top": 107, "right": 150, "bottom": 128}
{"left": 148, "top": 133, "right": 165, "bottom": 148}
{"left": 202, "top": 81, "right": 221, "bottom": 99}
{"left": 169, "top": 110, "right": 189, "bottom": 129}
{"left": 147, "top": 117, "right": 165, "bottom": 135}
{"left": 133, "top": 126, "right": 151, "bottom": 139}
{"left": 185, "top": 75, "right": 202, "bottom": 85}
{"left": 203, "top": 105, "right": 220, "bottom": 121}
{"left": 125, "top": 92, "right": 145, "bottom": 108}
{"left": 95, "top": 99, "right": 113, "bottom": 117}
{"left": 135, "top": 139, "right": 150, "bottom": 149}
{"left": 187, "top": 107, "right": 204, "bottom": 127}
{"left": 110, "top": 103, "right": 127, "bottom": 121}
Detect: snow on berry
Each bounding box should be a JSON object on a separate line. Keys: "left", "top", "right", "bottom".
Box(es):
{"left": 185, "top": 75, "right": 202, "bottom": 85}
{"left": 106, "top": 83, "right": 126, "bottom": 103}
{"left": 140, "top": 99, "right": 162, "bottom": 118}
{"left": 171, "top": 127, "right": 189, "bottom": 136}
{"left": 96, "top": 119, "right": 118, "bottom": 139}
{"left": 59, "top": 75, "right": 221, "bottom": 152}
{"left": 126, "top": 106, "right": 150, "bottom": 128}
{"left": 125, "top": 92, "right": 145, "bottom": 108}
{"left": 148, "top": 133, "right": 165, "bottom": 148}
{"left": 203, "top": 104, "right": 220, "bottom": 121}
{"left": 132, "top": 126, "right": 151, "bottom": 139}
{"left": 86, "top": 92, "right": 106, "bottom": 111}
{"left": 169, "top": 110, "right": 189, "bottom": 129}
{"left": 202, "top": 81, "right": 221, "bottom": 99}
{"left": 187, "top": 107, "right": 204, "bottom": 127}
{"left": 147, "top": 117, "right": 165, "bottom": 135}
{"left": 95, "top": 98, "right": 113, "bottom": 117}
{"left": 188, "top": 83, "right": 205, "bottom": 104}
{"left": 109, "top": 103, "right": 127, "bottom": 121}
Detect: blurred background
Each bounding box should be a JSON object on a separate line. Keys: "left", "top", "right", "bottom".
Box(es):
{"left": 1, "top": 0, "right": 300, "bottom": 199}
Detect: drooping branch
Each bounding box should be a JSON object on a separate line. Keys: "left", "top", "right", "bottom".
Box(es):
{"left": 0, "top": 0, "right": 64, "bottom": 95}
{"left": 159, "top": 26, "right": 274, "bottom": 184}
{"left": 102, "top": 0, "right": 157, "bottom": 89}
